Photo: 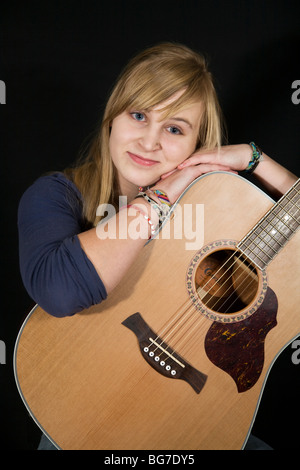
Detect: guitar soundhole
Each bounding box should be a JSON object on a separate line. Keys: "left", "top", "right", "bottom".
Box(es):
{"left": 195, "top": 249, "right": 259, "bottom": 314}
{"left": 187, "top": 240, "right": 268, "bottom": 323}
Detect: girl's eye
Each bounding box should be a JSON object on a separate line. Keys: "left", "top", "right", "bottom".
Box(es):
{"left": 131, "top": 112, "right": 146, "bottom": 122}
{"left": 167, "top": 126, "right": 182, "bottom": 135}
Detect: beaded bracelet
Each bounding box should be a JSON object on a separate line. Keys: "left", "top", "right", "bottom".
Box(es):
{"left": 120, "top": 204, "right": 157, "bottom": 237}
{"left": 244, "top": 142, "right": 263, "bottom": 174}
{"left": 135, "top": 191, "right": 164, "bottom": 220}
{"left": 136, "top": 189, "right": 171, "bottom": 232}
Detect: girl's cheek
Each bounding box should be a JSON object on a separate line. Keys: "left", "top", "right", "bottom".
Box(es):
{"left": 166, "top": 142, "right": 194, "bottom": 165}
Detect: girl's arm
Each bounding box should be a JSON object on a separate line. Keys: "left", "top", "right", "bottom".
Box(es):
{"left": 171, "top": 143, "right": 298, "bottom": 198}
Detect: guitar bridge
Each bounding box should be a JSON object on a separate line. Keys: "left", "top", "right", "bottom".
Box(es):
{"left": 122, "top": 312, "right": 207, "bottom": 394}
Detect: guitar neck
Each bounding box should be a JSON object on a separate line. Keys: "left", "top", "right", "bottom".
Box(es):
{"left": 237, "top": 179, "right": 300, "bottom": 270}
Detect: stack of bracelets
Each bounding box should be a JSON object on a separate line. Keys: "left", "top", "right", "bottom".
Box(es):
{"left": 119, "top": 188, "right": 171, "bottom": 239}
{"left": 136, "top": 188, "right": 171, "bottom": 237}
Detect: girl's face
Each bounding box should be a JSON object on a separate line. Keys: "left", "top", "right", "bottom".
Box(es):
{"left": 109, "top": 91, "right": 203, "bottom": 194}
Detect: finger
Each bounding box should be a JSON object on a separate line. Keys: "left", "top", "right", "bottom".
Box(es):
{"left": 177, "top": 153, "right": 217, "bottom": 168}
{"left": 188, "top": 163, "right": 237, "bottom": 175}
{"left": 159, "top": 168, "right": 178, "bottom": 179}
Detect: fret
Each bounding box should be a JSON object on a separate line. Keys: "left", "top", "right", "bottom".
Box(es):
{"left": 246, "top": 227, "right": 282, "bottom": 255}
{"left": 271, "top": 208, "right": 299, "bottom": 231}
{"left": 271, "top": 201, "right": 300, "bottom": 226}
{"left": 285, "top": 188, "right": 300, "bottom": 210}
{"left": 237, "top": 179, "right": 300, "bottom": 270}
{"left": 238, "top": 240, "right": 272, "bottom": 270}
{"left": 262, "top": 216, "right": 292, "bottom": 242}
{"left": 279, "top": 198, "right": 300, "bottom": 219}
{"left": 276, "top": 199, "right": 300, "bottom": 226}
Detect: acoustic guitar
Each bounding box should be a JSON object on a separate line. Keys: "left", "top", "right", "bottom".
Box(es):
{"left": 14, "top": 172, "right": 300, "bottom": 450}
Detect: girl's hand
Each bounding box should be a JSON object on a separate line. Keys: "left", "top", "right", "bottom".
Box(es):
{"left": 175, "top": 144, "right": 251, "bottom": 173}
{"left": 156, "top": 144, "right": 250, "bottom": 203}
{"left": 153, "top": 161, "right": 235, "bottom": 204}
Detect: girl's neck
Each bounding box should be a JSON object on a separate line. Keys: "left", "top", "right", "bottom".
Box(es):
{"left": 118, "top": 173, "right": 139, "bottom": 203}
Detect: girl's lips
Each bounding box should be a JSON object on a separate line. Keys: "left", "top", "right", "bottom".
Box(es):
{"left": 128, "top": 152, "right": 159, "bottom": 167}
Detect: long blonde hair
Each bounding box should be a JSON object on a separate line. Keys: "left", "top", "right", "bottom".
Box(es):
{"left": 66, "top": 42, "right": 224, "bottom": 226}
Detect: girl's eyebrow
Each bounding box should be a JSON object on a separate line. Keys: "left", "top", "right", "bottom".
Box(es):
{"left": 141, "top": 107, "right": 193, "bottom": 129}
{"left": 171, "top": 117, "right": 193, "bottom": 129}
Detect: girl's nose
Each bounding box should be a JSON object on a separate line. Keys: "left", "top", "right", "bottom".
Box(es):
{"left": 138, "top": 126, "right": 162, "bottom": 152}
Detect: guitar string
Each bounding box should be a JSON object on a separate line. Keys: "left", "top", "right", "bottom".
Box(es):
{"left": 174, "top": 191, "right": 300, "bottom": 350}
{"left": 150, "top": 248, "right": 240, "bottom": 344}
{"left": 199, "top": 188, "right": 300, "bottom": 307}
{"left": 149, "top": 207, "right": 297, "bottom": 363}
{"left": 167, "top": 184, "right": 300, "bottom": 332}
{"left": 240, "top": 190, "right": 300, "bottom": 255}
{"left": 163, "top": 252, "right": 258, "bottom": 358}
{"left": 158, "top": 187, "right": 300, "bottom": 362}
{"left": 149, "top": 247, "right": 289, "bottom": 366}
{"left": 149, "top": 227, "right": 281, "bottom": 361}
{"left": 151, "top": 242, "right": 257, "bottom": 352}
{"left": 150, "top": 260, "right": 263, "bottom": 364}
{"left": 147, "top": 187, "right": 300, "bottom": 362}
{"left": 174, "top": 193, "right": 300, "bottom": 357}
{"left": 176, "top": 189, "right": 300, "bottom": 357}
{"left": 176, "top": 256, "right": 264, "bottom": 360}
{"left": 176, "top": 186, "right": 300, "bottom": 325}
{"left": 148, "top": 248, "right": 252, "bottom": 361}
{"left": 157, "top": 244, "right": 271, "bottom": 365}
{"left": 197, "top": 254, "right": 257, "bottom": 315}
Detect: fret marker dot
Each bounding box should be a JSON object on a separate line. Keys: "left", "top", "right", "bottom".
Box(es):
{"left": 271, "top": 229, "right": 277, "bottom": 235}
{"left": 284, "top": 215, "right": 290, "bottom": 221}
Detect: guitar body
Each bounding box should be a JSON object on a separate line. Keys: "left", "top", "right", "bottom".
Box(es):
{"left": 14, "top": 172, "right": 300, "bottom": 450}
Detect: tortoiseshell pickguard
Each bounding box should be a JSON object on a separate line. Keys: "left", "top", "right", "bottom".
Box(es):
{"left": 204, "top": 287, "right": 278, "bottom": 393}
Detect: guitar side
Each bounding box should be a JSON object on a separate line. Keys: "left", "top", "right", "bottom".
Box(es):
{"left": 14, "top": 172, "right": 300, "bottom": 450}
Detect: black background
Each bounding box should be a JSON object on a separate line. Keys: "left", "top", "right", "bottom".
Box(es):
{"left": 0, "top": 0, "right": 299, "bottom": 450}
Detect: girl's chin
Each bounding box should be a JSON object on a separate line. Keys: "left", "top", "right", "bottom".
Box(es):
{"left": 125, "top": 171, "right": 160, "bottom": 189}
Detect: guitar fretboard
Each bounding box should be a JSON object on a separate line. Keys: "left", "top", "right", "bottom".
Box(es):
{"left": 237, "top": 179, "right": 300, "bottom": 270}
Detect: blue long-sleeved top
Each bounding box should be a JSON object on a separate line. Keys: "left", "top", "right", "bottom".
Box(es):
{"left": 18, "top": 173, "right": 107, "bottom": 317}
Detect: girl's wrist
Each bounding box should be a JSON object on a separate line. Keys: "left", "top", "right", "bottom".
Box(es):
{"left": 133, "top": 187, "right": 172, "bottom": 235}
{"left": 242, "top": 142, "right": 264, "bottom": 174}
